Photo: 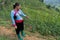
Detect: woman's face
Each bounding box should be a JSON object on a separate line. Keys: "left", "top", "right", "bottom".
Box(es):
{"left": 16, "top": 5, "right": 21, "bottom": 10}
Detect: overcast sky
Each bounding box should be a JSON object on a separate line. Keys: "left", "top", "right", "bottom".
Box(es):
{"left": 44, "top": 0, "right": 60, "bottom": 7}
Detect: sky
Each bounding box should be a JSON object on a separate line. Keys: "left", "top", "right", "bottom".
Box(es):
{"left": 44, "top": 0, "right": 60, "bottom": 7}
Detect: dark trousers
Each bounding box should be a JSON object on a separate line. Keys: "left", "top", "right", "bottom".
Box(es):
{"left": 15, "top": 21, "right": 24, "bottom": 35}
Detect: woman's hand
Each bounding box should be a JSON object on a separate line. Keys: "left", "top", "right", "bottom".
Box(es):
{"left": 15, "top": 26, "right": 17, "bottom": 29}
{"left": 26, "top": 16, "right": 29, "bottom": 19}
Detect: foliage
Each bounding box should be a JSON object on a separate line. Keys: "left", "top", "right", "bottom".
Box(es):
{"left": 0, "top": 0, "right": 60, "bottom": 36}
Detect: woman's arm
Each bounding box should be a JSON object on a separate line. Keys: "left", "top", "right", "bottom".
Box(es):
{"left": 11, "top": 11, "right": 16, "bottom": 27}
{"left": 20, "top": 10, "right": 27, "bottom": 17}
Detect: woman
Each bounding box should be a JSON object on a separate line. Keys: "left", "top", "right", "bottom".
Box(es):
{"left": 11, "top": 3, "right": 28, "bottom": 40}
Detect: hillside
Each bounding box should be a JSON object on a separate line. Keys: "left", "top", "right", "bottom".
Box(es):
{"left": 0, "top": 26, "right": 57, "bottom": 40}
{"left": 0, "top": 0, "right": 60, "bottom": 40}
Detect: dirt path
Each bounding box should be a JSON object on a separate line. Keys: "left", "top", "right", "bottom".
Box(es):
{"left": 0, "top": 26, "right": 53, "bottom": 40}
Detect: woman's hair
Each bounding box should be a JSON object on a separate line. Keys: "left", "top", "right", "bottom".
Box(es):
{"left": 13, "top": 2, "right": 19, "bottom": 9}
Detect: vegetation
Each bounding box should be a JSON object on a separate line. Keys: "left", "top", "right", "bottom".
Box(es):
{"left": 0, "top": 0, "right": 60, "bottom": 40}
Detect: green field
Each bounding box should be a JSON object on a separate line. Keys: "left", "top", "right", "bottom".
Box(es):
{"left": 0, "top": 0, "right": 60, "bottom": 40}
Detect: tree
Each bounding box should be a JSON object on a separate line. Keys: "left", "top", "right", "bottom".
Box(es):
{"left": 39, "top": 0, "right": 43, "bottom": 2}
{"left": 46, "top": 5, "right": 51, "bottom": 9}
{"left": 55, "top": 8, "right": 60, "bottom": 12}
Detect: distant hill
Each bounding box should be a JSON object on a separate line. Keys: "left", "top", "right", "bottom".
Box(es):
{"left": 44, "top": 0, "right": 60, "bottom": 8}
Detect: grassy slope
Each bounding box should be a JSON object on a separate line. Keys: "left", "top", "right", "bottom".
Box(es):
{"left": 0, "top": 0, "right": 60, "bottom": 40}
